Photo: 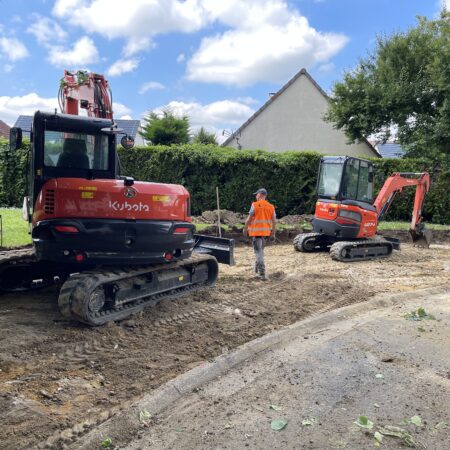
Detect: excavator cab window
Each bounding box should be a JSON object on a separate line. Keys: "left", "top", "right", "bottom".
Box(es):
{"left": 317, "top": 162, "right": 344, "bottom": 197}
{"left": 44, "top": 131, "right": 109, "bottom": 170}
{"left": 341, "top": 158, "right": 373, "bottom": 203}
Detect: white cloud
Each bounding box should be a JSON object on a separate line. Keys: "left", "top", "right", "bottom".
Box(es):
{"left": 53, "top": 0, "right": 209, "bottom": 56}
{"left": 318, "top": 62, "right": 335, "bottom": 73}
{"left": 47, "top": 36, "right": 99, "bottom": 67}
{"left": 119, "top": 114, "right": 132, "bottom": 120}
{"left": 52, "top": 0, "right": 348, "bottom": 86}
{"left": 139, "top": 81, "right": 165, "bottom": 94}
{"left": 236, "top": 96, "right": 259, "bottom": 105}
{"left": 107, "top": 58, "right": 139, "bottom": 76}
{"left": 0, "top": 37, "right": 29, "bottom": 61}
{"left": 0, "top": 93, "right": 58, "bottom": 126}
{"left": 149, "top": 99, "right": 255, "bottom": 142}
{"left": 27, "top": 15, "right": 67, "bottom": 45}
{"left": 187, "top": 2, "right": 348, "bottom": 86}
{"left": 113, "top": 102, "right": 132, "bottom": 117}
{"left": 123, "top": 37, "right": 153, "bottom": 57}
{"left": 3, "top": 64, "right": 14, "bottom": 73}
{"left": 177, "top": 53, "right": 186, "bottom": 63}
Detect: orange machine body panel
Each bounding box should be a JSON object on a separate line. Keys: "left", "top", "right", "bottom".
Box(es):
{"left": 314, "top": 201, "right": 378, "bottom": 238}
{"left": 33, "top": 178, "right": 191, "bottom": 225}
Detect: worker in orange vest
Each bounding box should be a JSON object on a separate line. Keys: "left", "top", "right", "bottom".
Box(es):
{"left": 243, "top": 188, "right": 276, "bottom": 281}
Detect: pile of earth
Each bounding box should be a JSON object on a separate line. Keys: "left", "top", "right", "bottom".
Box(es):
{"left": 193, "top": 210, "right": 246, "bottom": 226}
{"left": 193, "top": 210, "right": 313, "bottom": 226}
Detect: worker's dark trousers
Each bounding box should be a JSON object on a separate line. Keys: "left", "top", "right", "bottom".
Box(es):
{"left": 252, "top": 237, "right": 266, "bottom": 275}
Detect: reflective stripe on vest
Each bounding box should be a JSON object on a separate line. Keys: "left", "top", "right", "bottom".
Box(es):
{"left": 248, "top": 200, "right": 275, "bottom": 237}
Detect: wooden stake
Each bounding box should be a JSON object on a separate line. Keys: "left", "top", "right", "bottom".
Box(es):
{"left": 216, "top": 186, "right": 222, "bottom": 237}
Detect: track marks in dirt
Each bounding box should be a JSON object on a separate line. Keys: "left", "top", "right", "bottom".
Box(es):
{"left": 1, "top": 243, "right": 449, "bottom": 450}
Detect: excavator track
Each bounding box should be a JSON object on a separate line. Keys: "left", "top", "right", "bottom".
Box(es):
{"left": 293, "top": 232, "right": 328, "bottom": 252}
{"left": 330, "top": 239, "right": 393, "bottom": 262}
{"left": 58, "top": 253, "right": 219, "bottom": 326}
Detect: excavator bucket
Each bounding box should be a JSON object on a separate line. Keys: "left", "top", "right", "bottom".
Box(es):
{"left": 409, "top": 227, "right": 433, "bottom": 248}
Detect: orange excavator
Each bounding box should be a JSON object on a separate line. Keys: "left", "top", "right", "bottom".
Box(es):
{"left": 1, "top": 70, "right": 234, "bottom": 325}
{"left": 293, "top": 156, "right": 432, "bottom": 261}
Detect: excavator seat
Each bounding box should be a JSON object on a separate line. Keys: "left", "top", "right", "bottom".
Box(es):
{"left": 57, "top": 138, "right": 90, "bottom": 169}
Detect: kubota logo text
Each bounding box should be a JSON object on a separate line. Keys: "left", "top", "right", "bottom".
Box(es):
{"left": 109, "top": 201, "right": 149, "bottom": 212}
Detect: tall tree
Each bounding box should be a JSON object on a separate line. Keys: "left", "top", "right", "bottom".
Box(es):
{"left": 140, "top": 109, "right": 190, "bottom": 145}
{"left": 192, "top": 127, "right": 218, "bottom": 145}
{"left": 325, "top": 11, "right": 450, "bottom": 160}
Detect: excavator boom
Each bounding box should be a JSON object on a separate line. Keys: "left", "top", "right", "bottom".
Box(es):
{"left": 374, "top": 172, "right": 432, "bottom": 247}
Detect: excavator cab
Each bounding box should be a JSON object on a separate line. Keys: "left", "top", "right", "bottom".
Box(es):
{"left": 313, "top": 156, "right": 378, "bottom": 241}
{"left": 317, "top": 156, "right": 374, "bottom": 205}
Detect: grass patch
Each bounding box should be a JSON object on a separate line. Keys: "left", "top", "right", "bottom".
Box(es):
{"left": 194, "top": 220, "right": 448, "bottom": 233}
{"left": 0, "top": 208, "right": 31, "bottom": 248}
{"left": 378, "top": 221, "right": 450, "bottom": 231}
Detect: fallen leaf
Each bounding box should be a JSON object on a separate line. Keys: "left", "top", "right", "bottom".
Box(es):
{"left": 375, "top": 373, "right": 384, "bottom": 379}
{"left": 354, "top": 416, "right": 374, "bottom": 430}
{"left": 270, "top": 404, "right": 282, "bottom": 411}
{"left": 374, "top": 403, "right": 380, "bottom": 408}
{"left": 271, "top": 419, "right": 288, "bottom": 431}
{"left": 302, "top": 418, "right": 315, "bottom": 426}
{"left": 374, "top": 431, "right": 383, "bottom": 443}
{"left": 378, "top": 425, "right": 418, "bottom": 447}
{"left": 101, "top": 437, "right": 113, "bottom": 448}
{"left": 139, "top": 409, "right": 151, "bottom": 422}
{"left": 410, "top": 415, "right": 422, "bottom": 427}
{"left": 224, "top": 423, "right": 234, "bottom": 429}
{"left": 434, "top": 421, "right": 448, "bottom": 429}
{"left": 405, "top": 308, "right": 436, "bottom": 321}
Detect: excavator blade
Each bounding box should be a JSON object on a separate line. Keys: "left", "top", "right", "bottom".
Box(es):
{"left": 409, "top": 228, "right": 433, "bottom": 248}
{"left": 193, "top": 234, "right": 235, "bottom": 265}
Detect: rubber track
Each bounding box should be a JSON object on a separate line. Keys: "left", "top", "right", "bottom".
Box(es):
{"left": 293, "top": 232, "right": 323, "bottom": 252}
{"left": 58, "top": 253, "right": 218, "bottom": 326}
{"left": 330, "top": 239, "right": 393, "bottom": 262}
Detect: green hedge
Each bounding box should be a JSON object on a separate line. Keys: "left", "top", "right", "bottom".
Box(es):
{"left": 0, "top": 139, "right": 448, "bottom": 224}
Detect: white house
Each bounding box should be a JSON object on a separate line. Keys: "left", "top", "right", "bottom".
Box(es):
{"left": 222, "top": 68, "right": 380, "bottom": 158}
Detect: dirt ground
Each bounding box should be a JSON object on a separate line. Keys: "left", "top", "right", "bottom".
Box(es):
{"left": 0, "top": 241, "right": 449, "bottom": 449}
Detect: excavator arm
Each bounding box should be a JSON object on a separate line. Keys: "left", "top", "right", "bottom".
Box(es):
{"left": 374, "top": 172, "right": 432, "bottom": 247}
{"left": 58, "top": 70, "right": 113, "bottom": 119}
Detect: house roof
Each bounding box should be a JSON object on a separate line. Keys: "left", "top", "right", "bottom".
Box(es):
{"left": 222, "top": 67, "right": 380, "bottom": 157}
{"left": 376, "top": 142, "right": 405, "bottom": 158}
{"left": 0, "top": 120, "right": 10, "bottom": 139}
{"left": 13, "top": 115, "right": 141, "bottom": 143}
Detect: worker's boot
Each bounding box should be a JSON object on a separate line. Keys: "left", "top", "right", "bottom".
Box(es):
{"left": 257, "top": 269, "right": 268, "bottom": 281}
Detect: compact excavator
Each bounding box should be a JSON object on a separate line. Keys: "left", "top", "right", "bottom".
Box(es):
{"left": 293, "top": 156, "right": 432, "bottom": 262}
{"left": 1, "top": 70, "right": 234, "bottom": 325}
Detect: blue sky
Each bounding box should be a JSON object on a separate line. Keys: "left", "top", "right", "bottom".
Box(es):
{"left": 0, "top": 0, "right": 446, "bottom": 142}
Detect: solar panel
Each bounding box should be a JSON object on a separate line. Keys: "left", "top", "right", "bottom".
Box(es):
{"left": 377, "top": 143, "right": 405, "bottom": 159}
{"left": 14, "top": 116, "right": 33, "bottom": 138}
{"left": 12, "top": 116, "right": 141, "bottom": 143}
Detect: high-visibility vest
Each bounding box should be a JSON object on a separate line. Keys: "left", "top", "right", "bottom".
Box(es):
{"left": 248, "top": 200, "right": 275, "bottom": 237}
